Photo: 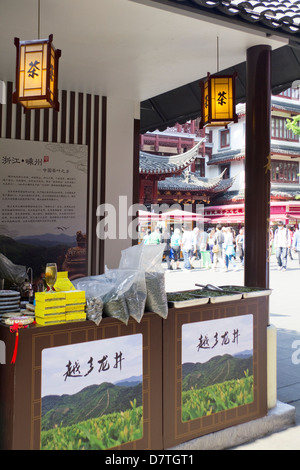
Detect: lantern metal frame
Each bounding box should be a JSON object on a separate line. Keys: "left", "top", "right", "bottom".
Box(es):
{"left": 13, "top": 34, "right": 61, "bottom": 112}
{"left": 199, "top": 72, "right": 238, "bottom": 129}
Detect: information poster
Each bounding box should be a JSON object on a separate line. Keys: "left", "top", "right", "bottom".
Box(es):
{"left": 182, "top": 315, "right": 254, "bottom": 421}
{"left": 0, "top": 138, "right": 88, "bottom": 282}
{"left": 41, "top": 334, "right": 143, "bottom": 450}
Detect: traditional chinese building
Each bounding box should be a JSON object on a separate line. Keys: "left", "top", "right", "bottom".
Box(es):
{"left": 203, "top": 89, "right": 300, "bottom": 224}
{"left": 139, "top": 139, "right": 235, "bottom": 208}
{"left": 140, "top": 89, "right": 300, "bottom": 224}
{"left": 206, "top": 91, "right": 300, "bottom": 205}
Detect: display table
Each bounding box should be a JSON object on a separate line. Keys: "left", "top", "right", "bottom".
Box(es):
{"left": 0, "top": 296, "right": 268, "bottom": 450}
{"left": 0, "top": 313, "right": 163, "bottom": 450}
{"left": 163, "top": 296, "right": 268, "bottom": 448}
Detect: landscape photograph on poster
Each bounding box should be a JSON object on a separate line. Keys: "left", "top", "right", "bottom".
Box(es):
{"left": 0, "top": 138, "right": 88, "bottom": 284}
{"left": 41, "top": 334, "right": 143, "bottom": 450}
{"left": 181, "top": 315, "right": 254, "bottom": 422}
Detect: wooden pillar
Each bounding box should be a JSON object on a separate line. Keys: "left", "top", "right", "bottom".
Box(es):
{"left": 244, "top": 45, "right": 271, "bottom": 289}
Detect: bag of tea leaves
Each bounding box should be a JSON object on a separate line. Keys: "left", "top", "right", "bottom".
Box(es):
{"left": 119, "top": 244, "right": 168, "bottom": 319}
{"left": 104, "top": 268, "right": 147, "bottom": 322}
{"left": 72, "top": 275, "right": 114, "bottom": 325}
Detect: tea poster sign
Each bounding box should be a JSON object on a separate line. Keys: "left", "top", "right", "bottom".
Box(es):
{"left": 41, "top": 334, "right": 143, "bottom": 450}
{"left": 181, "top": 315, "right": 254, "bottom": 422}
{"left": 0, "top": 138, "right": 88, "bottom": 280}
{"left": 0, "top": 138, "right": 87, "bottom": 238}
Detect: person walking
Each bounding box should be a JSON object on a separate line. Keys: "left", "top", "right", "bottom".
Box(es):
{"left": 208, "top": 229, "right": 216, "bottom": 264}
{"left": 288, "top": 226, "right": 294, "bottom": 260}
{"left": 161, "top": 228, "right": 172, "bottom": 270}
{"left": 170, "top": 227, "right": 181, "bottom": 270}
{"left": 148, "top": 226, "right": 161, "bottom": 245}
{"left": 274, "top": 221, "right": 289, "bottom": 271}
{"left": 292, "top": 226, "right": 300, "bottom": 266}
{"left": 236, "top": 228, "right": 245, "bottom": 264}
{"left": 143, "top": 229, "right": 151, "bottom": 245}
{"left": 212, "top": 224, "right": 225, "bottom": 271}
{"left": 190, "top": 227, "right": 201, "bottom": 268}
{"left": 199, "top": 229, "right": 209, "bottom": 252}
{"left": 181, "top": 224, "right": 193, "bottom": 271}
{"left": 223, "top": 227, "right": 238, "bottom": 272}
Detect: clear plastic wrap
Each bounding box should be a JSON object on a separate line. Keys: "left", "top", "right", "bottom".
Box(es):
{"left": 73, "top": 269, "right": 147, "bottom": 325}
{"left": 72, "top": 276, "right": 114, "bottom": 325}
{"left": 104, "top": 268, "right": 147, "bottom": 324}
{"left": 0, "top": 253, "right": 27, "bottom": 286}
{"left": 73, "top": 244, "right": 167, "bottom": 325}
{"left": 119, "top": 244, "right": 168, "bottom": 319}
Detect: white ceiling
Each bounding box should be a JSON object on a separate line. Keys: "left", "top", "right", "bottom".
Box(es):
{"left": 0, "top": 0, "right": 288, "bottom": 102}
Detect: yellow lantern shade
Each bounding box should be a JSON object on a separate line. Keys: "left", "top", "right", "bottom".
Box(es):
{"left": 200, "top": 73, "right": 238, "bottom": 128}
{"left": 13, "top": 34, "right": 61, "bottom": 111}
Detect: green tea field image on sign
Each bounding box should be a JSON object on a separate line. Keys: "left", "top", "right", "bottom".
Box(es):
{"left": 41, "top": 334, "right": 143, "bottom": 450}
{"left": 181, "top": 315, "right": 253, "bottom": 422}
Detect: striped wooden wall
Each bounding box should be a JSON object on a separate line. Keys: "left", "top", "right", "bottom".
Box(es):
{"left": 0, "top": 81, "right": 102, "bottom": 275}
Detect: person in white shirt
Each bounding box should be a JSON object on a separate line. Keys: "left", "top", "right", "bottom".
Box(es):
{"left": 274, "top": 221, "right": 289, "bottom": 271}
{"left": 223, "top": 227, "right": 238, "bottom": 272}
{"left": 181, "top": 225, "right": 193, "bottom": 270}
{"left": 190, "top": 227, "right": 201, "bottom": 268}
{"left": 292, "top": 227, "right": 300, "bottom": 266}
{"left": 212, "top": 224, "right": 225, "bottom": 271}
{"left": 199, "top": 229, "right": 208, "bottom": 252}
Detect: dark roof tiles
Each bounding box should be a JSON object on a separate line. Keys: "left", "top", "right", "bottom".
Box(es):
{"left": 139, "top": 140, "right": 204, "bottom": 174}
{"left": 180, "top": 0, "right": 300, "bottom": 33}
{"left": 157, "top": 168, "right": 236, "bottom": 192}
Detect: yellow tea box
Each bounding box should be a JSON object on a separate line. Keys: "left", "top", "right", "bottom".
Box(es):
{"left": 65, "top": 290, "right": 86, "bottom": 312}
{"left": 35, "top": 299, "right": 66, "bottom": 310}
{"left": 36, "top": 315, "right": 66, "bottom": 326}
{"left": 35, "top": 306, "right": 66, "bottom": 317}
{"left": 66, "top": 312, "right": 86, "bottom": 322}
{"left": 35, "top": 291, "right": 66, "bottom": 303}
{"left": 65, "top": 290, "right": 86, "bottom": 303}
{"left": 54, "top": 272, "right": 76, "bottom": 292}
{"left": 65, "top": 305, "right": 85, "bottom": 313}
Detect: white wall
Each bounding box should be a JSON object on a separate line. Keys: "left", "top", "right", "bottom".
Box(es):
{"left": 103, "top": 97, "right": 140, "bottom": 269}
{"left": 206, "top": 118, "right": 245, "bottom": 189}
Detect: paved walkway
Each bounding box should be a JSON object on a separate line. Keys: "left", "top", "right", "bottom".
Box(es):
{"left": 163, "top": 254, "right": 300, "bottom": 450}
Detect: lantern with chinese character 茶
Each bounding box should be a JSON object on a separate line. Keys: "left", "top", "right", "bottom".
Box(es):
{"left": 13, "top": 34, "right": 61, "bottom": 112}
{"left": 199, "top": 73, "right": 238, "bottom": 128}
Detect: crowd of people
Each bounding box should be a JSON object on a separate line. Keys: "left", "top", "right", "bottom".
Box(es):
{"left": 141, "top": 224, "right": 245, "bottom": 272}
{"left": 140, "top": 221, "right": 300, "bottom": 272}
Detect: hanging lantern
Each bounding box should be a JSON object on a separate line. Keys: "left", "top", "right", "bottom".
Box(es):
{"left": 13, "top": 34, "right": 61, "bottom": 112}
{"left": 199, "top": 73, "right": 238, "bottom": 128}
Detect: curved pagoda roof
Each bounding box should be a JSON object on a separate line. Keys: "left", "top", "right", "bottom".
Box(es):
{"left": 158, "top": 169, "right": 236, "bottom": 194}
{"left": 139, "top": 140, "right": 204, "bottom": 176}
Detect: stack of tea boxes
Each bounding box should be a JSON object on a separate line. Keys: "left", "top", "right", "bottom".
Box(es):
{"left": 35, "top": 272, "right": 86, "bottom": 326}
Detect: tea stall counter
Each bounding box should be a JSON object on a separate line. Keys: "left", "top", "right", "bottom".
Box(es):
{"left": 0, "top": 294, "right": 269, "bottom": 450}
{"left": 0, "top": 313, "right": 163, "bottom": 450}
{"left": 162, "top": 295, "right": 268, "bottom": 448}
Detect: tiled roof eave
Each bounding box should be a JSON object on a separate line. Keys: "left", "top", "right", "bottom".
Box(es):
{"left": 207, "top": 154, "right": 245, "bottom": 165}
{"left": 271, "top": 144, "right": 300, "bottom": 156}
{"left": 177, "top": 0, "right": 300, "bottom": 36}
{"left": 139, "top": 140, "right": 204, "bottom": 174}
{"left": 157, "top": 170, "right": 234, "bottom": 192}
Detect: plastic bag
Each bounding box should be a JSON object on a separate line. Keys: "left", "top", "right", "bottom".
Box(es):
{"left": 0, "top": 253, "right": 27, "bottom": 286}
{"left": 104, "top": 268, "right": 147, "bottom": 324}
{"left": 72, "top": 275, "right": 114, "bottom": 325}
{"left": 119, "top": 244, "right": 168, "bottom": 319}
